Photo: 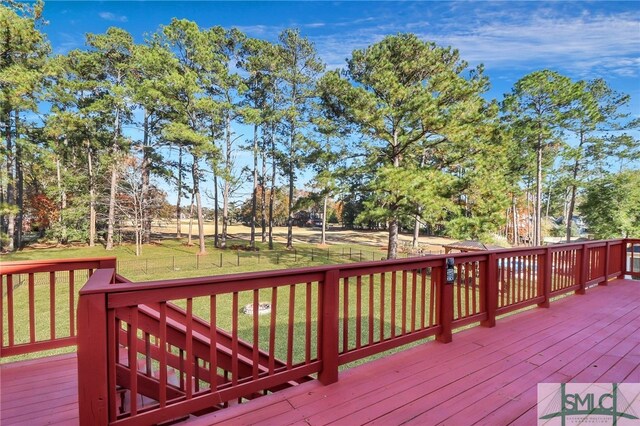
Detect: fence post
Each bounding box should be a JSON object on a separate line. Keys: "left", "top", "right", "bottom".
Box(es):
{"left": 436, "top": 260, "right": 453, "bottom": 343}
{"left": 237, "top": 251, "right": 240, "bottom": 266}
{"left": 319, "top": 268, "right": 339, "bottom": 385}
{"left": 538, "top": 247, "right": 552, "bottom": 308}
{"left": 220, "top": 253, "right": 223, "bottom": 268}
{"left": 600, "top": 241, "right": 611, "bottom": 285}
{"left": 576, "top": 244, "right": 588, "bottom": 295}
{"left": 481, "top": 253, "right": 497, "bottom": 327}
{"left": 276, "top": 253, "right": 280, "bottom": 264}
{"left": 77, "top": 271, "right": 112, "bottom": 426}
{"left": 172, "top": 255, "right": 175, "bottom": 271}
{"left": 196, "top": 254, "right": 199, "bottom": 270}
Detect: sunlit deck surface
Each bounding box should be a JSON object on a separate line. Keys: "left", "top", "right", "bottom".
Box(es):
{"left": 2, "top": 278, "right": 639, "bottom": 426}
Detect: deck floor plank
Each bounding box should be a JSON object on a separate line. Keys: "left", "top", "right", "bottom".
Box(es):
{"left": 195, "top": 279, "right": 640, "bottom": 426}
{"left": 2, "top": 279, "right": 638, "bottom": 426}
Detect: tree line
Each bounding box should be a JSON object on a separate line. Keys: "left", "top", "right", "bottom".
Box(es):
{"left": 1, "top": 2, "right": 638, "bottom": 258}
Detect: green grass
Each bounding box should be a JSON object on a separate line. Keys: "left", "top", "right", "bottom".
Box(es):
{"left": 2, "top": 239, "right": 537, "bottom": 375}
{"left": 0, "top": 238, "right": 389, "bottom": 364}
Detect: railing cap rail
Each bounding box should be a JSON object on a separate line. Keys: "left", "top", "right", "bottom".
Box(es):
{"left": 1, "top": 257, "right": 117, "bottom": 275}
{"left": 75, "top": 239, "right": 631, "bottom": 296}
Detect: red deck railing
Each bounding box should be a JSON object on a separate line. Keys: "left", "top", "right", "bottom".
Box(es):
{"left": 0, "top": 257, "right": 117, "bottom": 357}
{"left": 2, "top": 239, "right": 639, "bottom": 425}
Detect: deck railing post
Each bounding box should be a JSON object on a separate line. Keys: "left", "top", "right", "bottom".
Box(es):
{"left": 436, "top": 261, "right": 453, "bottom": 343}
{"left": 98, "top": 258, "right": 117, "bottom": 283}
{"left": 481, "top": 253, "right": 497, "bottom": 327}
{"left": 77, "top": 269, "right": 113, "bottom": 426}
{"left": 319, "top": 268, "right": 339, "bottom": 385}
{"left": 600, "top": 241, "right": 611, "bottom": 286}
{"left": 538, "top": 248, "right": 552, "bottom": 308}
{"left": 621, "top": 239, "right": 628, "bottom": 278}
{"left": 576, "top": 243, "right": 588, "bottom": 295}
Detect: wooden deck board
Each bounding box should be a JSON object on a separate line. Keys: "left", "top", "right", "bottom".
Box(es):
{"left": 1, "top": 279, "right": 638, "bottom": 426}
{"left": 195, "top": 279, "right": 640, "bottom": 426}
{"left": 0, "top": 353, "right": 79, "bottom": 426}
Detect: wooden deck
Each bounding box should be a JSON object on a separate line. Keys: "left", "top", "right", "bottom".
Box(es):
{"left": 1, "top": 353, "right": 78, "bottom": 425}
{"left": 2, "top": 278, "right": 638, "bottom": 426}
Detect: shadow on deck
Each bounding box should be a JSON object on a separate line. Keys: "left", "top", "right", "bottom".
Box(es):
{"left": 3, "top": 278, "right": 638, "bottom": 426}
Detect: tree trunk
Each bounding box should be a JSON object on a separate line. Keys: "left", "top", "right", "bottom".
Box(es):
{"left": 221, "top": 113, "right": 231, "bottom": 249}
{"left": 268, "top": 125, "right": 276, "bottom": 250}
{"left": 106, "top": 164, "right": 118, "bottom": 250}
{"left": 141, "top": 110, "right": 151, "bottom": 244}
{"left": 250, "top": 123, "right": 258, "bottom": 248}
{"left": 192, "top": 156, "right": 206, "bottom": 254}
{"left": 87, "top": 144, "right": 96, "bottom": 246}
{"left": 213, "top": 164, "right": 219, "bottom": 248}
{"left": 187, "top": 187, "right": 194, "bottom": 246}
{"left": 106, "top": 107, "right": 121, "bottom": 250}
{"left": 261, "top": 151, "right": 267, "bottom": 243}
{"left": 56, "top": 155, "right": 67, "bottom": 244}
{"left": 5, "top": 109, "right": 15, "bottom": 251}
{"left": 286, "top": 122, "right": 295, "bottom": 250}
{"left": 388, "top": 218, "right": 399, "bottom": 259}
{"left": 534, "top": 135, "right": 543, "bottom": 247}
{"left": 14, "top": 111, "right": 23, "bottom": 250}
{"left": 566, "top": 131, "right": 584, "bottom": 243}
{"left": 512, "top": 195, "right": 518, "bottom": 246}
{"left": 321, "top": 194, "right": 327, "bottom": 245}
{"left": 412, "top": 213, "right": 420, "bottom": 249}
{"left": 387, "top": 132, "right": 401, "bottom": 259}
{"left": 176, "top": 146, "right": 183, "bottom": 239}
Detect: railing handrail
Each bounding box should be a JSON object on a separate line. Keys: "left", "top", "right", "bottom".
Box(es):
{"left": 0, "top": 257, "right": 117, "bottom": 358}
{"left": 79, "top": 239, "right": 625, "bottom": 297}
{"left": 1, "top": 256, "right": 117, "bottom": 275}
{"left": 5, "top": 239, "right": 637, "bottom": 424}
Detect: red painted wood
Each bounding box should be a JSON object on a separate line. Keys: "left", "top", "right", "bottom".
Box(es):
{"left": 368, "top": 274, "right": 374, "bottom": 345}
{"left": 77, "top": 269, "right": 113, "bottom": 426}
{"left": 436, "top": 265, "right": 452, "bottom": 343}
{"left": 390, "top": 271, "right": 396, "bottom": 338}
{"left": 379, "top": 272, "right": 385, "bottom": 342}
{"left": 318, "top": 269, "right": 339, "bottom": 385}
{"left": 355, "top": 275, "right": 362, "bottom": 348}
{"left": 287, "top": 285, "right": 295, "bottom": 368}
{"left": 342, "top": 276, "right": 348, "bottom": 351}
{"left": 4, "top": 241, "right": 635, "bottom": 424}
{"left": 305, "top": 282, "right": 312, "bottom": 363}
{"left": 189, "top": 278, "right": 639, "bottom": 426}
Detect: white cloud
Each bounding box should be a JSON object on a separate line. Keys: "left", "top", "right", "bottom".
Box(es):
{"left": 428, "top": 12, "right": 640, "bottom": 77}
{"left": 311, "top": 8, "right": 640, "bottom": 78}
{"left": 98, "top": 12, "right": 128, "bottom": 23}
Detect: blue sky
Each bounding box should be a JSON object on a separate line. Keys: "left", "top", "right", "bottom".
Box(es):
{"left": 43, "top": 1, "right": 640, "bottom": 102}
{"left": 39, "top": 1, "right": 640, "bottom": 205}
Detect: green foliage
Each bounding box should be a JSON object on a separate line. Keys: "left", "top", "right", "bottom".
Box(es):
{"left": 1, "top": 8, "right": 636, "bottom": 255}
{"left": 319, "top": 33, "right": 493, "bottom": 257}
{"left": 580, "top": 170, "right": 640, "bottom": 239}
